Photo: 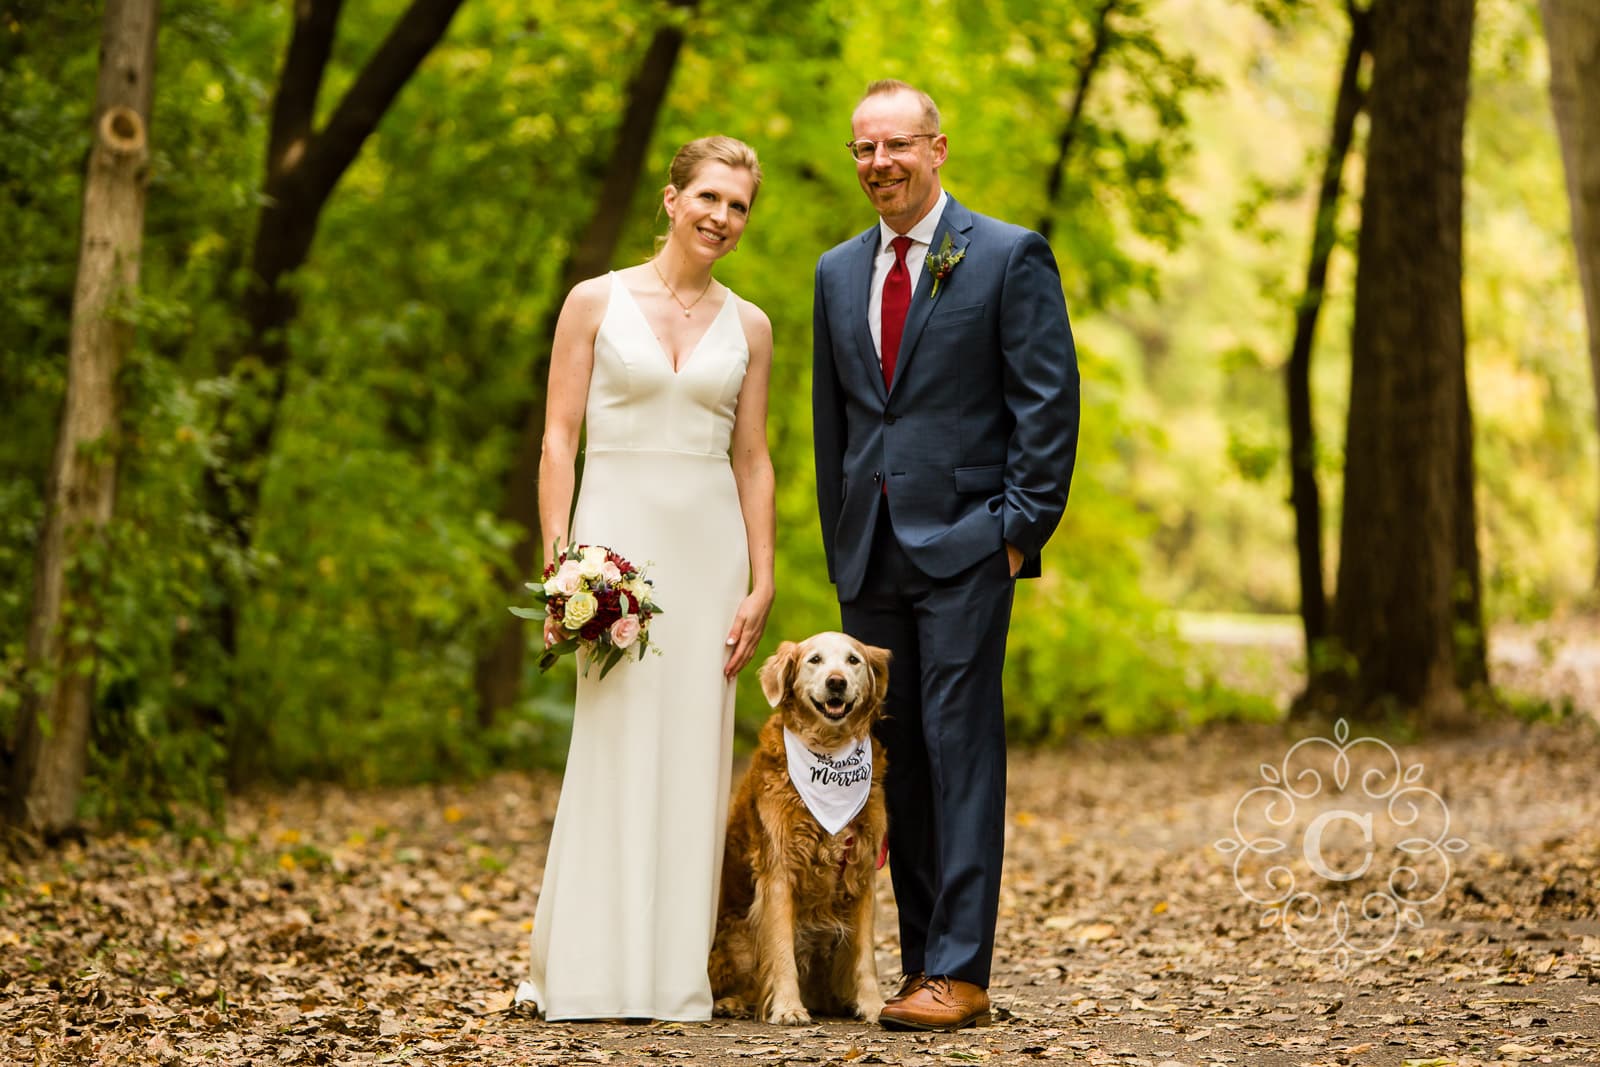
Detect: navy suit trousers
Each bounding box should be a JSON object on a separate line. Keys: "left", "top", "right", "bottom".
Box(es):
{"left": 840, "top": 502, "right": 1015, "bottom": 987}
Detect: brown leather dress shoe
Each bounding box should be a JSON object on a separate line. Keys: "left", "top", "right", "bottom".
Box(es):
{"left": 885, "top": 971, "right": 926, "bottom": 1005}
{"left": 877, "top": 976, "right": 991, "bottom": 1031}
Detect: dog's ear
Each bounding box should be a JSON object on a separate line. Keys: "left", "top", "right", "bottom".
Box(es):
{"left": 759, "top": 641, "right": 799, "bottom": 708}
{"left": 863, "top": 643, "right": 892, "bottom": 708}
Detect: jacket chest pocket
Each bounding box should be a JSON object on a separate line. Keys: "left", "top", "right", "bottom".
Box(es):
{"left": 929, "top": 303, "right": 984, "bottom": 328}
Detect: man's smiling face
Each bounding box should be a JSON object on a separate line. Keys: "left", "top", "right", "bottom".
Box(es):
{"left": 850, "top": 90, "right": 947, "bottom": 234}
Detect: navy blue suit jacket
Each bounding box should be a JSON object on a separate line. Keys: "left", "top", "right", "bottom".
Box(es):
{"left": 813, "top": 196, "right": 1079, "bottom": 602}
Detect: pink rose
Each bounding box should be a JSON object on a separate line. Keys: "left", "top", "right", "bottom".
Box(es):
{"left": 609, "top": 615, "right": 641, "bottom": 650}
{"left": 601, "top": 560, "right": 622, "bottom": 584}
{"left": 553, "top": 559, "right": 583, "bottom": 596}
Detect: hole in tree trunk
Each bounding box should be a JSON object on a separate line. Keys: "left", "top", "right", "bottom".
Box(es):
{"left": 100, "top": 106, "right": 144, "bottom": 154}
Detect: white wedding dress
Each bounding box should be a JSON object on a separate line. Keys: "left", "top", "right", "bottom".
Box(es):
{"left": 519, "top": 272, "right": 751, "bottom": 1021}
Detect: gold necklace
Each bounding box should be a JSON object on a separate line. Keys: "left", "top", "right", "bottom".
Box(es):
{"left": 651, "top": 258, "right": 713, "bottom": 318}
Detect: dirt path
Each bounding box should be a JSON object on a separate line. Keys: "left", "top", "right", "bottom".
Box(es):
{"left": 5, "top": 715, "right": 1598, "bottom": 1066}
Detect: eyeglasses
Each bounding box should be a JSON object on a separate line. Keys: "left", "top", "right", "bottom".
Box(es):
{"left": 845, "top": 133, "right": 938, "bottom": 162}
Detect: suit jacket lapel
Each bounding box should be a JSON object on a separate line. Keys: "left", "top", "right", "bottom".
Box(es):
{"left": 847, "top": 228, "right": 886, "bottom": 404}
{"left": 888, "top": 197, "right": 973, "bottom": 400}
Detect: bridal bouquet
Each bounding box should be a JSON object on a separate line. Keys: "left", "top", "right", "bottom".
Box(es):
{"left": 511, "top": 542, "right": 664, "bottom": 679}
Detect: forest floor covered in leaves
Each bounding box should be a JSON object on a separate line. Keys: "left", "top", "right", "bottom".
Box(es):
{"left": 4, "top": 625, "right": 1600, "bottom": 1066}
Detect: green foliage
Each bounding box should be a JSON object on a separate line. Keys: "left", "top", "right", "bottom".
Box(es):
{"left": 0, "top": 5, "right": 100, "bottom": 655}
{"left": 1465, "top": 0, "right": 1596, "bottom": 621}
{"left": 1004, "top": 344, "right": 1280, "bottom": 737}
{"left": 3, "top": 0, "right": 1590, "bottom": 824}
{"left": 1094, "top": 0, "right": 1591, "bottom": 623}
{"left": 1502, "top": 691, "right": 1581, "bottom": 726}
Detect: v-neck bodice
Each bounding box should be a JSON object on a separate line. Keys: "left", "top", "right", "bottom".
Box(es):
{"left": 583, "top": 272, "right": 749, "bottom": 458}
{"left": 616, "top": 277, "right": 731, "bottom": 375}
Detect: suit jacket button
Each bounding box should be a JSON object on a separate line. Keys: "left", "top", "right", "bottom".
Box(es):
{"left": 884, "top": 413, "right": 897, "bottom": 425}
{"left": 873, "top": 471, "right": 882, "bottom": 481}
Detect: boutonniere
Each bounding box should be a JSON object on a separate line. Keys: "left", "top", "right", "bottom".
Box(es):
{"left": 925, "top": 233, "right": 965, "bottom": 298}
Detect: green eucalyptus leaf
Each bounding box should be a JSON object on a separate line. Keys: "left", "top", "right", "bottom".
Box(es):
{"left": 597, "top": 646, "right": 627, "bottom": 680}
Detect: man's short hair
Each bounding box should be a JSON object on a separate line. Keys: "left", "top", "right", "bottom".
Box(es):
{"left": 858, "top": 79, "right": 941, "bottom": 133}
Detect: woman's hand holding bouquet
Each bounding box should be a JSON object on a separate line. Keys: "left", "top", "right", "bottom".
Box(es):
{"left": 511, "top": 542, "right": 663, "bottom": 679}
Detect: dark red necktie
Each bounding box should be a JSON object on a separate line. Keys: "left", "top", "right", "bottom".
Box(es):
{"left": 880, "top": 235, "right": 913, "bottom": 389}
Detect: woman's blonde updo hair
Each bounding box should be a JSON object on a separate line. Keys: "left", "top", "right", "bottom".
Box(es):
{"left": 667, "top": 135, "right": 763, "bottom": 205}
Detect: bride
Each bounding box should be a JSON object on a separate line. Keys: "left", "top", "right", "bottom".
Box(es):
{"left": 516, "top": 135, "right": 776, "bottom": 1022}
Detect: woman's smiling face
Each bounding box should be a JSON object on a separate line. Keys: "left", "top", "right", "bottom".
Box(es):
{"left": 664, "top": 161, "right": 756, "bottom": 261}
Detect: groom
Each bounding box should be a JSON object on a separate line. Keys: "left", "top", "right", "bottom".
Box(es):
{"left": 812, "top": 80, "right": 1079, "bottom": 1031}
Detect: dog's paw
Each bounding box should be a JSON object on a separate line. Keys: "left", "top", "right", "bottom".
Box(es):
{"left": 713, "top": 996, "right": 750, "bottom": 1019}
{"left": 767, "top": 1002, "right": 812, "bottom": 1026}
{"left": 854, "top": 993, "right": 886, "bottom": 1022}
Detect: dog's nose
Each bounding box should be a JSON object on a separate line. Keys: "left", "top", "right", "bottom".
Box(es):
{"left": 826, "top": 675, "right": 848, "bottom": 695}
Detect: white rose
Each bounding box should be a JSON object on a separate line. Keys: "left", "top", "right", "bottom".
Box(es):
{"left": 578, "top": 546, "right": 608, "bottom": 580}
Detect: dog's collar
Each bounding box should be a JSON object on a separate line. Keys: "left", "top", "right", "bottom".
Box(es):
{"left": 782, "top": 727, "right": 872, "bottom": 836}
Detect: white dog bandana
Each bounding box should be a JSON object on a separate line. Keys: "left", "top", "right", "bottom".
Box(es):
{"left": 783, "top": 728, "right": 873, "bottom": 836}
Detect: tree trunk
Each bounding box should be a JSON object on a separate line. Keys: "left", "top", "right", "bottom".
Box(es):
{"left": 1540, "top": 0, "right": 1600, "bottom": 592}
{"left": 1321, "top": 0, "right": 1478, "bottom": 727}
{"left": 7, "top": 0, "right": 159, "bottom": 834}
{"left": 191, "top": 0, "right": 466, "bottom": 779}
{"left": 1286, "top": 1, "right": 1371, "bottom": 674}
{"left": 1454, "top": 372, "right": 1488, "bottom": 687}
{"left": 473, "top": 0, "right": 701, "bottom": 726}
{"left": 1039, "top": 0, "right": 1121, "bottom": 244}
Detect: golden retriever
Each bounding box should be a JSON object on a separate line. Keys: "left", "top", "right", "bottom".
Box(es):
{"left": 709, "top": 632, "right": 891, "bottom": 1025}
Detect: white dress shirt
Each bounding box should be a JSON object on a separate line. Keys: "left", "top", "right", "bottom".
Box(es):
{"left": 868, "top": 190, "right": 950, "bottom": 363}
